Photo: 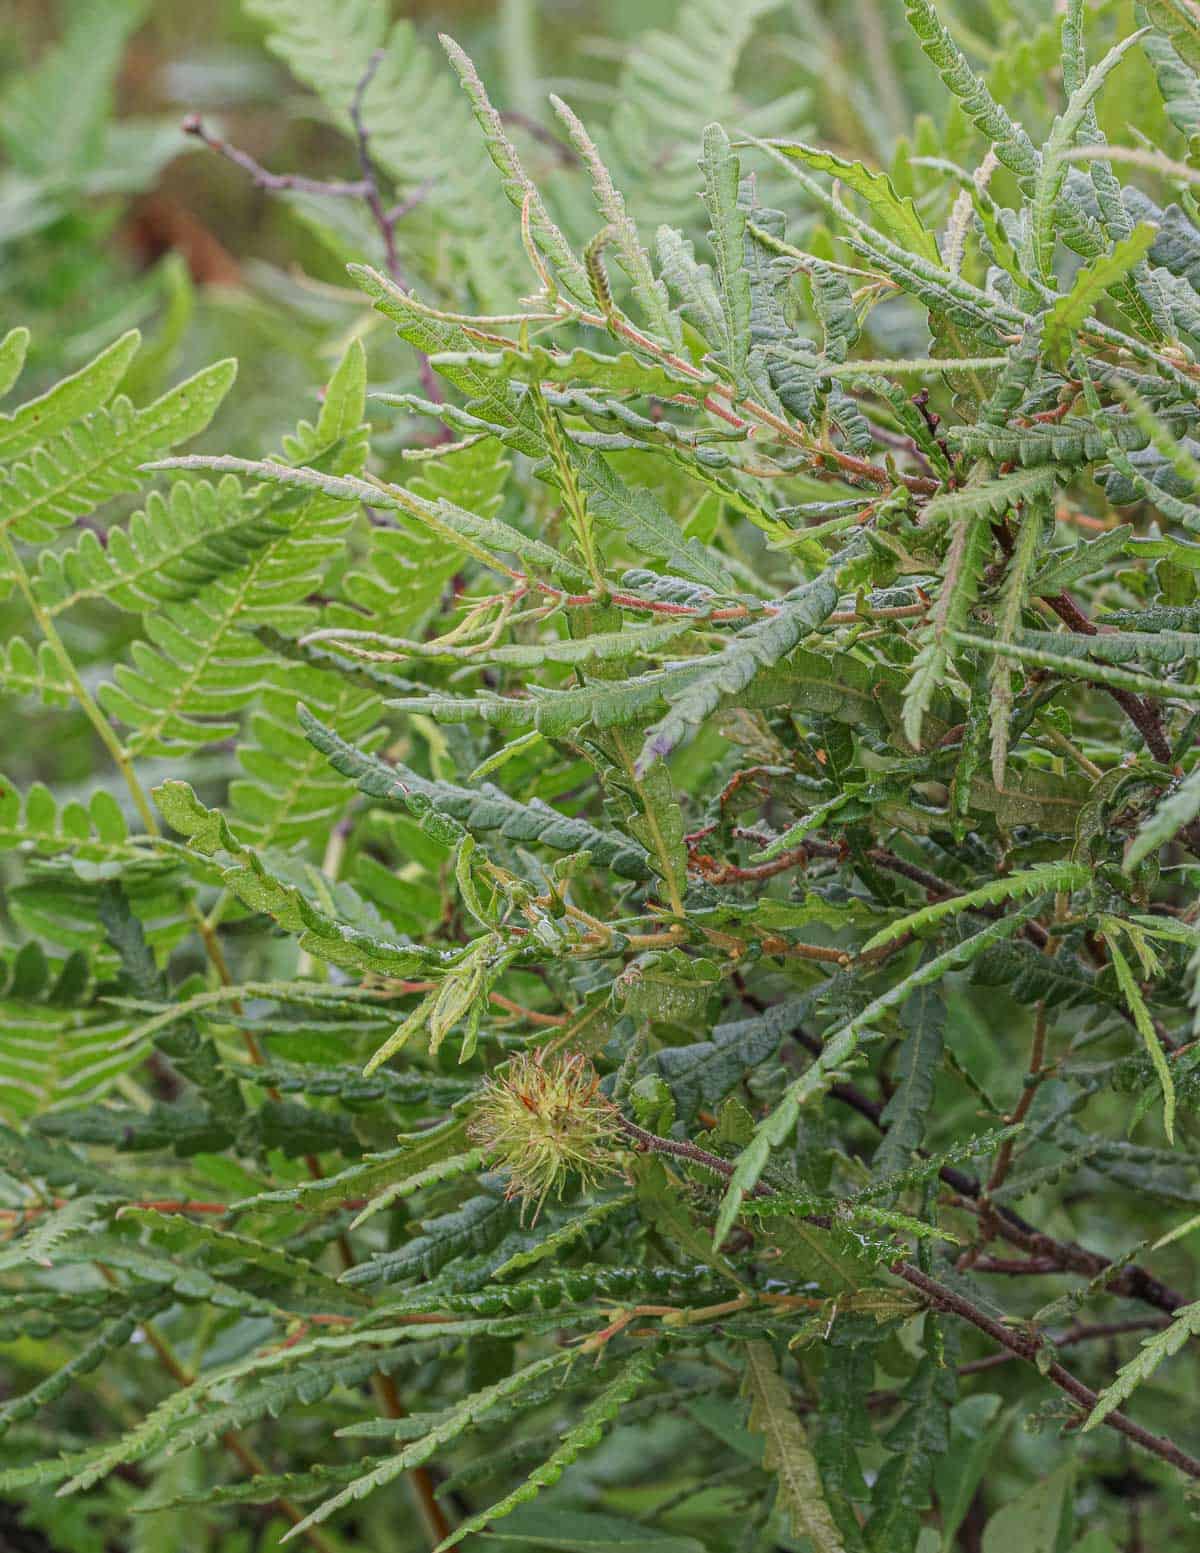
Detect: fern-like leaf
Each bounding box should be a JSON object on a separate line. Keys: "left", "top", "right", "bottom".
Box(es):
{"left": 712, "top": 908, "right": 1035, "bottom": 1243}
{"left": 636, "top": 568, "right": 842, "bottom": 774}
{"left": 1083, "top": 1298, "right": 1200, "bottom": 1432}
{"left": 281, "top": 1349, "right": 577, "bottom": 1542}
{"left": 1, "top": 358, "right": 235, "bottom": 544}
{"left": 860, "top": 863, "right": 1090, "bottom": 955}
{"left": 742, "top": 1340, "right": 846, "bottom": 1552}
{"left": 433, "top": 1346, "right": 659, "bottom": 1552}
{"left": 298, "top": 705, "right": 652, "bottom": 882}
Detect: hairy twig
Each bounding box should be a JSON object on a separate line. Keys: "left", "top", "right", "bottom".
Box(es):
{"left": 896, "top": 1262, "right": 1200, "bottom": 1480}
{"left": 616, "top": 1116, "right": 1200, "bottom": 1480}
{"left": 614, "top": 1113, "right": 775, "bottom": 1195}
{"left": 782, "top": 1023, "right": 1188, "bottom": 1319}
{"left": 958, "top": 1317, "right": 1170, "bottom": 1375}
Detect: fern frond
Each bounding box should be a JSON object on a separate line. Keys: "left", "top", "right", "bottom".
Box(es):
{"left": 0, "top": 0, "right": 147, "bottom": 179}
{"left": 0, "top": 327, "right": 30, "bottom": 400}
{"left": 153, "top": 450, "right": 587, "bottom": 588}
{"left": 9, "top": 9, "right": 1200, "bottom": 1539}
{"left": 100, "top": 426, "right": 368, "bottom": 757}
{"left": 32, "top": 476, "right": 289, "bottom": 616}
{"left": 0, "top": 984, "right": 144, "bottom": 1124}
{"left": 229, "top": 669, "right": 381, "bottom": 853}
{"left": 610, "top": 0, "right": 788, "bottom": 225}
{"left": 0, "top": 359, "right": 235, "bottom": 545}
{"left": 0, "top": 775, "right": 143, "bottom": 863}
{"left": 0, "top": 636, "right": 72, "bottom": 705}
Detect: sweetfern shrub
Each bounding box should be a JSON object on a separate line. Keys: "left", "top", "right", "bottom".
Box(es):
{"left": 7, "top": 2, "right": 1200, "bottom": 1549}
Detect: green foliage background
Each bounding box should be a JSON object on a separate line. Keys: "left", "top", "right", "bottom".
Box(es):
{"left": 4, "top": 1, "right": 1200, "bottom": 1550}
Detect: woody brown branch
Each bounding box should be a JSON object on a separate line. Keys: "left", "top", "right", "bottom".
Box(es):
{"left": 617, "top": 1116, "right": 1200, "bottom": 1480}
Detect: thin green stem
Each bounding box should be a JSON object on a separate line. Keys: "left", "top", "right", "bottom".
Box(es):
{"left": 3, "top": 533, "right": 159, "bottom": 836}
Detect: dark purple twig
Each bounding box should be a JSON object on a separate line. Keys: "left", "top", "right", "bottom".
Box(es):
{"left": 184, "top": 54, "right": 448, "bottom": 432}
{"left": 347, "top": 49, "right": 445, "bottom": 415}
{"left": 348, "top": 50, "right": 400, "bottom": 284}
{"left": 386, "top": 182, "right": 434, "bottom": 226}
{"left": 897, "top": 1262, "right": 1200, "bottom": 1480}
{"left": 181, "top": 115, "right": 370, "bottom": 199}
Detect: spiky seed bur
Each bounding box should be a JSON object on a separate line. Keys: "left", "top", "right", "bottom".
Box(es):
{"left": 467, "top": 1049, "right": 620, "bottom": 1221}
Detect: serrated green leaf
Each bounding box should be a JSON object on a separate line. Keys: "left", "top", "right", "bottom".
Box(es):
{"left": 742, "top": 1341, "right": 846, "bottom": 1552}
{"left": 762, "top": 140, "right": 939, "bottom": 262}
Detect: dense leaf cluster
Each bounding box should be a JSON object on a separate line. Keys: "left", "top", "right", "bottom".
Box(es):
{"left": 5, "top": 2, "right": 1200, "bottom": 1550}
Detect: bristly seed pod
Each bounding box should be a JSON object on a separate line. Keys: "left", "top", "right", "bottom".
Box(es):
{"left": 468, "top": 1049, "right": 619, "bottom": 1221}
